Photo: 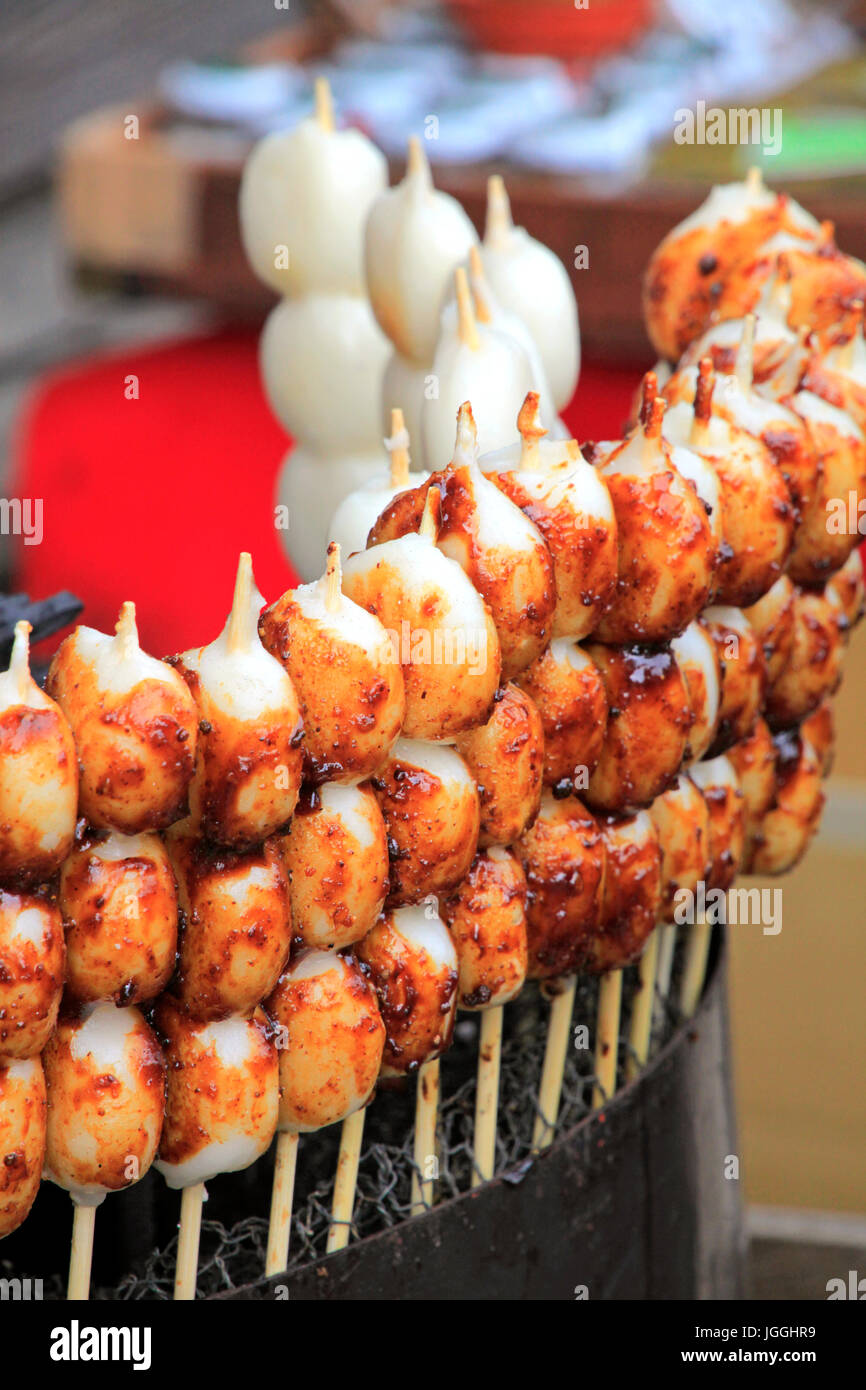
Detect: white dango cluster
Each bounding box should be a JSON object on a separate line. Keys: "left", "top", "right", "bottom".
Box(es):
{"left": 240, "top": 78, "right": 390, "bottom": 581}
{"left": 366, "top": 155, "right": 581, "bottom": 476}
{"left": 241, "top": 93, "right": 581, "bottom": 573}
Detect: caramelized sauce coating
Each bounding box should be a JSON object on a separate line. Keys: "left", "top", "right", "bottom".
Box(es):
{"left": 259, "top": 585, "right": 404, "bottom": 785}
{"left": 168, "top": 832, "right": 292, "bottom": 1021}
{"left": 60, "top": 829, "right": 178, "bottom": 1005}
{"left": 744, "top": 576, "right": 796, "bottom": 687}
{"left": 516, "top": 641, "right": 608, "bottom": 792}
{"left": 649, "top": 776, "right": 710, "bottom": 921}
{"left": 800, "top": 701, "right": 835, "bottom": 778}
{"left": 727, "top": 717, "right": 777, "bottom": 863}
{"left": 368, "top": 455, "right": 556, "bottom": 679}
{"left": 277, "top": 782, "right": 389, "bottom": 950}
{"left": 589, "top": 812, "right": 661, "bottom": 974}
{"left": 370, "top": 740, "right": 480, "bottom": 906}
{"left": 266, "top": 950, "right": 385, "bottom": 1133}
{"left": 0, "top": 887, "right": 64, "bottom": 1061}
{"left": 584, "top": 643, "right": 691, "bottom": 814}
{"left": 748, "top": 729, "right": 824, "bottom": 875}
{"left": 155, "top": 998, "right": 278, "bottom": 1187}
{"left": 356, "top": 906, "right": 458, "bottom": 1075}
{"left": 455, "top": 683, "right": 543, "bottom": 845}
{"left": 514, "top": 794, "right": 605, "bottom": 980}
{"left": 441, "top": 847, "right": 528, "bottom": 1008}
{"left": 764, "top": 584, "right": 845, "bottom": 728}
{"left": 0, "top": 1056, "right": 46, "bottom": 1238}
{"left": 47, "top": 607, "right": 198, "bottom": 834}
{"left": 0, "top": 623, "right": 77, "bottom": 885}
{"left": 701, "top": 607, "right": 766, "bottom": 756}
{"left": 44, "top": 1002, "right": 165, "bottom": 1204}
{"left": 690, "top": 756, "right": 745, "bottom": 893}
{"left": 643, "top": 191, "right": 811, "bottom": 361}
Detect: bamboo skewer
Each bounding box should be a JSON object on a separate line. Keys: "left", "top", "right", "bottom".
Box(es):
{"left": 411, "top": 1057, "right": 440, "bottom": 1214}
{"left": 327, "top": 1108, "right": 366, "bottom": 1252}
{"left": 266, "top": 1131, "right": 300, "bottom": 1276}
{"left": 626, "top": 928, "right": 661, "bottom": 1082}
{"left": 472, "top": 1005, "right": 504, "bottom": 1187}
{"left": 653, "top": 922, "right": 678, "bottom": 1036}
{"left": 679, "top": 914, "right": 712, "bottom": 1018}
{"left": 174, "top": 1182, "right": 205, "bottom": 1301}
{"left": 592, "top": 970, "right": 623, "bottom": 1109}
{"left": 532, "top": 978, "right": 576, "bottom": 1152}
{"left": 67, "top": 1203, "right": 96, "bottom": 1301}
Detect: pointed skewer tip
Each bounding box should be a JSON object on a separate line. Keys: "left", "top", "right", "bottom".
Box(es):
{"left": 325, "top": 542, "right": 342, "bottom": 613}
{"left": 454, "top": 266, "right": 480, "bottom": 351}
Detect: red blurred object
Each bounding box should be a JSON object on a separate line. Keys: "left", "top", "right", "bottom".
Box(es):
{"left": 445, "top": 0, "right": 653, "bottom": 59}
{"left": 11, "top": 326, "right": 644, "bottom": 659}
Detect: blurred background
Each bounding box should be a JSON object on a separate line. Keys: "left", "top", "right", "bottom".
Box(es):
{"left": 1, "top": 0, "right": 864, "bottom": 1296}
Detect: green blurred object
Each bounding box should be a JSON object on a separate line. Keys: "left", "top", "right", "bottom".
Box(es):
{"left": 758, "top": 110, "right": 866, "bottom": 179}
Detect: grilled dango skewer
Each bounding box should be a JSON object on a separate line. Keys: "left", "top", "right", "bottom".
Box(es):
{"left": 342, "top": 487, "right": 501, "bottom": 738}
{"left": 642, "top": 167, "right": 821, "bottom": 362}
{"left": 764, "top": 583, "right": 845, "bottom": 728}
{"left": 0, "top": 621, "right": 77, "bottom": 884}
{"left": 514, "top": 793, "right": 605, "bottom": 980}
{"left": 481, "top": 393, "right": 618, "bottom": 639}
{"left": 670, "top": 620, "right": 722, "bottom": 765}
{"left": 47, "top": 602, "right": 198, "bottom": 833}
{"left": 663, "top": 359, "right": 794, "bottom": 607}
{"left": 278, "top": 781, "right": 389, "bottom": 950}
{"left": 800, "top": 701, "right": 835, "bottom": 779}
{"left": 516, "top": 639, "right": 608, "bottom": 794}
{"left": 454, "top": 682, "right": 543, "bottom": 846}
{"left": 584, "top": 643, "right": 691, "bottom": 815}
{"left": 260, "top": 544, "right": 405, "bottom": 784}
{"left": 743, "top": 575, "right": 796, "bottom": 687}
{"left": 442, "top": 847, "right": 528, "bottom": 1009}
{"left": 167, "top": 831, "right": 292, "bottom": 1022}
{"left": 664, "top": 316, "right": 817, "bottom": 526}
{"left": 649, "top": 776, "right": 710, "bottom": 923}
{"left": 266, "top": 950, "right": 385, "bottom": 1132}
{"left": 59, "top": 829, "right": 178, "bottom": 1005}
{"left": 690, "top": 756, "right": 746, "bottom": 893}
{"left": 357, "top": 904, "right": 458, "bottom": 1077}
{"left": 0, "top": 1056, "right": 46, "bottom": 1239}
{"left": 589, "top": 812, "right": 662, "bottom": 975}
{"left": 174, "top": 553, "right": 303, "bottom": 848}
{"left": 747, "top": 729, "right": 824, "bottom": 875}
{"left": 0, "top": 888, "right": 64, "bottom": 1061}
{"left": 701, "top": 605, "right": 766, "bottom": 756}
{"left": 368, "top": 402, "right": 556, "bottom": 679}
{"left": 155, "top": 999, "right": 278, "bottom": 1189}
{"left": 594, "top": 386, "right": 715, "bottom": 644}
{"left": 803, "top": 304, "right": 866, "bottom": 430}
{"left": 44, "top": 1002, "right": 165, "bottom": 1205}
{"left": 371, "top": 737, "right": 479, "bottom": 906}
{"left": 727, "top": 717, "right": 777, "bottom": 866}
{"left": 826, "top": 547, "right": 865, "bottom": 630}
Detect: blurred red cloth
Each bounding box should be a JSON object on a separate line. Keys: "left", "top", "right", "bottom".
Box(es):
{"left": 11, "top": 325, "right": 646, "bottom": 657}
